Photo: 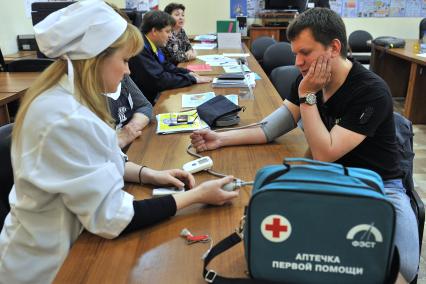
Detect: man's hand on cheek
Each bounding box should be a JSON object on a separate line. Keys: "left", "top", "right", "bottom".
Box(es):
{"left": 298, "top": 55, "right": 332, "bottom": 96}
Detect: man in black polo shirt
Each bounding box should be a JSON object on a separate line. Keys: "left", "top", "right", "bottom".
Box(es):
{"left": 190, "top": 8, "right": 418, "bottom": 281}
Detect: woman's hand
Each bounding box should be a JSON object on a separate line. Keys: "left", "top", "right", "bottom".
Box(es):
{"left": 186, "top": 49, "right": 197, "bottom": 60}
{"left": 193, "top": 176, "right": 239, "bottom": 205}
{"left": 141, "top": 168, "right": 196, "bottom": 189}
{"left": 173, "top": 176, "right": 239, "bottom": 209}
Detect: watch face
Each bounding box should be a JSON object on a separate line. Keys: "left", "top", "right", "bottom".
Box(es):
{"left": 306, "top": 93, "right": 317, "bottom": 105}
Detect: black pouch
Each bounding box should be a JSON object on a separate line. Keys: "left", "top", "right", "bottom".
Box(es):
{"left": 196, "top": 95, "right": 244, "bottom": 127}
{"left": 372, "top": 37, "right": 405, "bottom": 48}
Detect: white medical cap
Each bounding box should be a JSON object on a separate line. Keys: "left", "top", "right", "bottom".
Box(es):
{"left": 34, "top": 0, "right": 128, "bottom": 59}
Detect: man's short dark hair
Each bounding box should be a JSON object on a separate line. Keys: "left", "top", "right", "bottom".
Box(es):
{"left": 286, "top": 8, "right": 348, "bottom": 58}
{"left": 164, "top": 3, "right": 186, "bottom": 15}
{"left": 141, "top": 10, "right": 176, "bottom": 34}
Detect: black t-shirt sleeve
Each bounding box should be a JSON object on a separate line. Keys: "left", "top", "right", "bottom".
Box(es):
{"left": 338, "top": 86, "right": 391, "bottom": 137}
{"left": 287, "top": 75, "right": 303, "bottom": 106}
{"left": 120, "top": 195, "right": 177, "bottom": 235}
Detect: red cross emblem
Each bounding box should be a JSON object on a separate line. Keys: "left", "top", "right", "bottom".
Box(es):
{"left": 261, "top": 215, "right": 292, "bottom": 242}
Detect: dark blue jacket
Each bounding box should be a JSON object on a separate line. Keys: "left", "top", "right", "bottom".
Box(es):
{"left": 129, "top": 34, "right": 196, "bottom": 104}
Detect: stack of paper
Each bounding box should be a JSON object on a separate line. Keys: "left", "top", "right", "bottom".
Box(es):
{"left": 156, "top": 110, "right": 208, "bottom": 134}
{"left": 196, "top": 55, "right": 236, "bottom": 67}
{"left": 181, "top": 92, "right": 238, "bottom": 108}
{"left": 194, "top": 34, "right": 217, "bottom": 42}
{"left": 222, "top": 53, "right": 250, "bottom": 58}
{"left": 212, "top": 73, "right": 256, "bottom": 88}
{"left": 222, "top": 64, "right": 251, "bottom": 74}
{"left": 193, "top": 43, "right": 217, "bottom": 50}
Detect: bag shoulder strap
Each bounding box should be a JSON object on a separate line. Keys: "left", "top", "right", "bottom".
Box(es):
{"left": 202, "top": 232, "right": 283, "bottom": 284}
{"left": 203, "top": 232, "right": 399, "bottom": 284}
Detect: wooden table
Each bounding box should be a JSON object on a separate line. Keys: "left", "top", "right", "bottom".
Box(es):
{"left": 180, "top": 49, "right": 252, "bottom": 76}
{"left": 54, "top": 46, "right": 307, "bottom": 283}
{"left": 370, "top": 39, "right": 426, "bottom": 124}
{"left": 0, "top": 72, "right": 39, "bottom": 125}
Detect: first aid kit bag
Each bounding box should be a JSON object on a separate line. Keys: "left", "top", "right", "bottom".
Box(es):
{"left": 245, "top": 158, "right": 396, "bottom": 283}
{"left": 203, "top": 158, "right": 397, "bottom": 284}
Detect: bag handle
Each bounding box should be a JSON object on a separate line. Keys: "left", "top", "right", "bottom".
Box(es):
{"left": 284, "top": 158, "right": 349, "bottom": 175}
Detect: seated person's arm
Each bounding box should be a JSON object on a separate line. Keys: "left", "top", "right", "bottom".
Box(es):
{"left": 118, "top": 113, "right": 149, "bottom": 148}
{"left": 139, "top": 52, "right": 197, "bottom": 90}
{"left": 185, "top": 48, "right": 196, "bottom": 60}
{"left": 117, "top": 77, "right": 153, "bottom": 148}
{"left": 190, "top": 103, "right": 298, "bottom": 152}
{"left": 121, "top": 162, "right": 238, "bottom": 234}
{"left": 164, "top": 43, "right": 189, "bottom": 64}
{"left": 302, "top": 110, "right": 366, "bottom": 162}
{"left": 191, "top": 127, "right": 267, "bottom": 152}
{"left": 127, "top": 76, "right": 153, "bottom": 121}
{"left": 298, "top": 94, "right": 367, "bottom": 162}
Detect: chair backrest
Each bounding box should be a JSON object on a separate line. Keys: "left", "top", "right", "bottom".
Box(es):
{"left": 393, "top": 112, "right": 424, "bottom": 283}
{"left": 0, "top": 48, "right": 7, "bottom": 72}
{"left": 262, "top": 42, "right": 296, "bottom": 75}
{"left": 348, "top": 30, "right": 373, "bottom": 53}
{"left": 420, "top": 18, "right": 426, "bottom": 40}
{"left": 0, "top": 123, "right": 13, "bottom": 229}
{"left": 122, "top": 9, "right": 144, "bottom": 29}
{"left": 7, "top": 58, "right": 54, "bottom": 72}
{"left": 250, "top": 36, "right": 277, "bottom": 61}
{"left": 270, "top": 65, "right": 300, "bottom": 100}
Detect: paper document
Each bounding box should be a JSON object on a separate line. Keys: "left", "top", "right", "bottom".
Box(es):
{"left": 196, "top": 55, "right": 236, "bottom": 67}
{"left": 156, "top": 110, "right": 209, "bottom": 134}
{"left": 217, "top": 33, "right": 242, "bottom": 49}
{"left": 224, "top": 94, "right": 239, "bottom": 105}
{"left": 223, "top": 64, "right": 251, "bottom": 73}
{"left": 194, "top": 34, "right": 217, "bottom": 41}
{"left": 181, "top": 92, "right": 239, "bottom": 108}
{"left": 181, "top": 92, "right": 215, "bottom": 108}
{"left": 193, "top": 43, "right": 217, "bottom": 50}
{"left": 222, "top": 53, "right": 250, "bottom": 57}
{"left": 187, "top": 64, "right": 212, "bottom": 72}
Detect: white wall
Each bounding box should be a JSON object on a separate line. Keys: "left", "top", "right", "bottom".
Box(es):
{"left": 0, "top": 0, "right": 423, "bottom": 55}
{"left": 0, "top": 0, "right": 123, "bottom": 55}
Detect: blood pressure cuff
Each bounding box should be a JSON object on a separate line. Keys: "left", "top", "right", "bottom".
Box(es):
{"left": 202, "top": 158, "right": 399, "bottom": 284}
{"left": 196, "top": 95, "right": 243, "bottom": 127}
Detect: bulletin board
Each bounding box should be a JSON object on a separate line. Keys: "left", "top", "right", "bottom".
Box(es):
{"left": 330, "top": 0, "right": 426, "bottom": 17}
{"left": 230, "top": 0, "right": 426, "bottom": 18}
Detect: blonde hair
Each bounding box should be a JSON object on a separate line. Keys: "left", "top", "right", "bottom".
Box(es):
{"left": 12, "top": 23, "right": 143, "bottom": 149}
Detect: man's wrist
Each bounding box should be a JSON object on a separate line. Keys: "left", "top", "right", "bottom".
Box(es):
{"left": 216, "top": 132, "right": 227, "bottom": 148}
{"left": 299, "top": 91, "right": 317, "bottom": 105}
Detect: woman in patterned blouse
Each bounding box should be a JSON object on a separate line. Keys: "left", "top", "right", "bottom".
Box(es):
{"left": 164, "top": 3, "right": 196, "bottom": 65}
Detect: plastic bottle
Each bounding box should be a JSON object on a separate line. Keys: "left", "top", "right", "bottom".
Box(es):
{"left": 421, "top": 32, "right": 426, "bottom": 53}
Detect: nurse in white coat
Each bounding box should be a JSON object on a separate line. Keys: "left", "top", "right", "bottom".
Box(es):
{"left": 0, "top": 1, "right": 238, "bottom": 283}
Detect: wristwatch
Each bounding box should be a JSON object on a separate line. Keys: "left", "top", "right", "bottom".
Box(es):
{"left": 299, "top": 92, "right": 317, "bottom": 105}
